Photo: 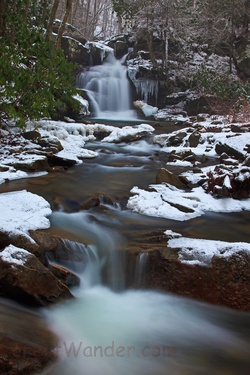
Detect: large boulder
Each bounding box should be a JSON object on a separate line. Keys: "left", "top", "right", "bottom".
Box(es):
{"left": 61, "top": 35, "right": 89, "bottom": 65}
{"left": 146, "top": 248, "right": 250, "bottom": 312}
{"left": 0, "top": 245, "right": 73, "bottom": 306}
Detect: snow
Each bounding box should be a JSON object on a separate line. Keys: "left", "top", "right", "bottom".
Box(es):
{"left": 168, "top": 237, "right": 250, "bottom": 266}
{"left": 72, "top": 94, "right": 90, "bottom": 116}
{"left": 127, "top": 184, "right": 250, "bottom": 221}
{"left": 0, "top": 244, "right": 31, "bottom": 266}
{"left": 0, "top": 190, "right": 52, "bottom": 239}
{"left": 101, "top": 124, "right": 154, "bottom": 143}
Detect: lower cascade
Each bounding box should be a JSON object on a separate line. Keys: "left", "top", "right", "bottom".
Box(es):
{"left": 37, "top": 211, "right": 250, "bottom": 375}
{"left": 77, "top": 53, "right": 137, "bottom": 120}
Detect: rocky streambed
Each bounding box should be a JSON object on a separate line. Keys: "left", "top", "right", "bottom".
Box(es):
{"left": 0, "top": 114, "right": 250, "bottom": 374}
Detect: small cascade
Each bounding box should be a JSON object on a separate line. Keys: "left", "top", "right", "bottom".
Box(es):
{"left": 46, "top": 238, "right": 101, "bottom": 289}
{"left": 134, "top": 252, "right": 149, "bottom": 288}
{"left": 49, "top": 211, "right": 125, "bottom": 292}
{"left": 77, "top": 53, "right": 137, "bottom": 120}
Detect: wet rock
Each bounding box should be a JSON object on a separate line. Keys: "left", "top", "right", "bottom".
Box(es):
{"left": 29, "top": 230, "right": 60, "bottom": 253}
{"left": 12, "top": 155, "right": 49, "bottom": 172}
{"left": 0, "top": 245, "right": 73, "bottom": 306}
{"left": 156, "top": 168, "right": 189, "bottom": 189}
{"left": 47, "top": 154, "right": 77, "bottom": 167}
{"left": 146, "top": 249, "right": 250, "bottom": 311}
{"left": 0, "top": 231, "right": 11, "bottom": 250}
{"left": 0, "top": 298, "right": 57, "bottom": 375}
{"left": 49, "top": 263, "right": 80, "bottom": 287}
{"left": 80, "top": 195, "right": 102, "bottom": 210}
{"left": 215, "top": 142, "right": 245, "bottom": 161}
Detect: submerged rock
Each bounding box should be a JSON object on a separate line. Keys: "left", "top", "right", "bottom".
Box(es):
{"left": 0, "top": 298, "right": 57, "bottom": 375}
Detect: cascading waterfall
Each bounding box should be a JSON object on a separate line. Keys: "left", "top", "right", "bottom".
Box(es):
{"left": 77, "top": 53, "right": 137, "bottom": 120}
{"left": 39, "top": 210, "right": 250, "bottom": 375}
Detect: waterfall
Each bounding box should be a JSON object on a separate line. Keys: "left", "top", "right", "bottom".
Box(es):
{"left": 77, "top": 54, "right": 137, "bottom": 120}
{"left": 49, "top": 211, "right": 125, "bottom": 292}
{"left": 134, "top": 252, "right": 149, "bottom": 288}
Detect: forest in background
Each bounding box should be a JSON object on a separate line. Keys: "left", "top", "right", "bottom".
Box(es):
{"left": 0, "top": 0, "right": 250, "bottom": 127}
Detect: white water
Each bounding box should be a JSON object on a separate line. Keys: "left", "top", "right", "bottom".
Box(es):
{"left": 77, "top": 54, "right": 137, "bottom": 120}
{"left": 41, "top": 211, "right": 250, "bottom": 375}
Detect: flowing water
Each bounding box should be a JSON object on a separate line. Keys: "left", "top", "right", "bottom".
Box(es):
{"left": 76, "top": 54, "right": 137, "bottom": 120}
{"left": 1, "top": 56, "right": 250, "bottom": 374}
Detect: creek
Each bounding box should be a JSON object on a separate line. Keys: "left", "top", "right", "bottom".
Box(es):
{"left": 0, "top": 53, "right": 250, "bottom": 375}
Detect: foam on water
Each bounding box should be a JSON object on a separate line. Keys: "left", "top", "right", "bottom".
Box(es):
{"left": 43, "top": 211, "right": 250, "bottom": 375}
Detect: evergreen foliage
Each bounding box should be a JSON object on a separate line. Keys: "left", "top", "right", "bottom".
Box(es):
{"left": 0, "top": 0, "right": 78, "bottom": 128}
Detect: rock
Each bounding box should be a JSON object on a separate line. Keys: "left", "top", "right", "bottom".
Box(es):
{"left": 80, "top": 195, "right": 102, "bottom": 210}
{"left": 37, "top": 136, "right": 63, "bottom": 152}
{"left": 115, "top": 40, "right": 128, "bottom": 58}
{"left": 146, "top": 249, "right": 250, "bottom": 311}
{"left": 61, "top": 35, "right": 89, "bottom": 65}
{"left": 49, "top": 263, "right": 80, "bottom": 287}
{"left": 0, "top": 298, "right": 57, "bottom": 375}
{"left": 215, "top": 142, "right": 245, "bottom": 161}
{"left": 47, "top": 154, "right": 77, "bottom": 167}
{"left": 0, "top": 231, "right": 11, "bottom": 250}
{"left": 167, "top": 131, "right": 188, "bottom": 146}
{"left": 203, "top": 165, "right": 250, "bottom": 199}
{"left": 156, "top": 168, "right": 189, "bottom": 189}
{"left": 0, "top": 245, "right": 73, "bottom": 306}
{"left": 29, "top": 230, "right": 60, "bottom": 253}
{"left": 243, "top": 155, "right": 250, "bottom": 166}
{"left": 12, "top": 155, "right": 49, "bottom": 172}
{"left": 22, "top": 130, "right": 41, "bottom": 141}
{"left": 10, "top": 234, "right": 43, "bottom": 259}
{"left": 188, "top": 130, "right": 202, "bottom": 147}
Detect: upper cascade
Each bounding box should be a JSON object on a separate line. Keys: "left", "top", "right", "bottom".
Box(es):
{"left": 77, "top": 52, "right": 137, "bottom": 120}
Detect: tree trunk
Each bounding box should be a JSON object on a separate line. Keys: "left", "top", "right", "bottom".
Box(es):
{"left": 147, "top": 32, "right": 158, "bottom": 68}
{"left": 41, "top": 0, "right": 49, "bottom": 27}
{"left": 45, "top": 0, "right": 60, "bottom": 42}
{"left": 56, "top": 0, "right": 73, "bottom": 48}
{"left": 24, "top": 0, "right": 32, "bottom": 22}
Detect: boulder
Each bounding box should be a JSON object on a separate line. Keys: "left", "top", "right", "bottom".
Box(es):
{"left": 49, "top": 263, "right": 80, "bottom": 287}
{"left": 215, "top": 142, "right": 245, "bottom": 161}
{"left": 146, "top": 249, "right": 250, "bottom": 312}
{"left": 12, "top": 155, "right": 49, "bottom": 172}
{"left": 47, "top": 154, "right": 77, "bottom": 167}
{"left": 0, "top": 245, "right": 73, "bottom": 306}
{"left": 188, "top": 130, "right": 202, "bottom": 147}
{"left": 156, "top": 168, "right": 189, "bottom": 190}
{"left": 61, "top": 35, "right": 89, "bottom": 65}
{"left": 0, "top": 298, "right": 57, "bottom": 375}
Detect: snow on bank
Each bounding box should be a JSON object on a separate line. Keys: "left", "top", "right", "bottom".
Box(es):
{"left": 0, "top": 190, "right": 51, "bottom": 239}
{"left": 0, "top": 244, "right": 31, "bottom": 266}
{"left": 168, "top": 237, "right": 250, "bottom": 266}
{"left": 127, "top": 184, "right": 250, "bottom": 221}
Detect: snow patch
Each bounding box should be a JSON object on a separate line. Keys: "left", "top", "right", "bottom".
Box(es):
{"left": 168, "top": 237, "right": 250, "bottom": 266}
{"left": 0, "top": 244, "right": 31, "bottom": 266}
{"left": 0, "top": 190, "right": 52, "bottom": 239}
